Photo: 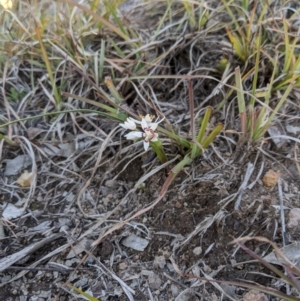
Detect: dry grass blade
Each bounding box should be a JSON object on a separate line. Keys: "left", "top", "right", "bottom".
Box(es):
{"left": 2, "top": 1, "right": 300, "bottom": 300}
{"left": 35, "top": 25, "right": 61, "bottom": 108}
{"left": 0, "top": 233, "right": 62, "bottom": 272}
{"left": 170, "top": 254, "right": 300, "bottom": 301}
{"left": 67, "top": 285, "right": 102, "bottom": 301}
{"left": 231, "top": 236, "right": 300, "bottom": 290}
{"left": 63, "top": 0, "right": 133, "bottom": 43}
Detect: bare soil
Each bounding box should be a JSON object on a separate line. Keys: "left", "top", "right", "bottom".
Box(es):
{"left": 1, "top": 1, "right": 300, "bottom": 300}
{"left": 1, "top": 140, "right": 300, "bottom": 300}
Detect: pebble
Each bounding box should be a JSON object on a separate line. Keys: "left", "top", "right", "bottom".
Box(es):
{"left": 287, "top": 208, "right": 300, "bottom": 229}
{"left": 193, "top": 247, "right": 202, "bottom": 256}
{"left": 119, "top": 262, "right": 128, "bottom": 270}
{"left": 153, "top": 255, "right": 166, "bottom": 269}
{"left": 148, "top": 272, "right": 162, "bottom": 289}
{"left": 171, "top": 284, "right": 180, "bottom": 297}
{"left": 105, "top": 179, "right": 118, "bottom": 188}
{"left": 243, "top": 290, "right": 268, "bottom": 301}
{"left": 102, "top": 197, "right": 110, "bottom": 206}
{"left": 122, "top": 234, "right": 149, "bottom": 251}
{"left": 262, "top": 170, "right": 280, "bottom": 188}
{"left": 141, "top": 269, "right": 153, "bottom": 276}
{"left": 175, "top": 202, "right": 182, "bottom": 209}
{"left": 167, "top": 262, "right": 175, "bottom": 272}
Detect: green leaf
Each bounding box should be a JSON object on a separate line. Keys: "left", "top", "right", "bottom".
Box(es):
{"left": 68, "top": 285, "right": 101, "bottom": 301}
{"left": 150, "top": 139, "right": 168, "bottom": 163}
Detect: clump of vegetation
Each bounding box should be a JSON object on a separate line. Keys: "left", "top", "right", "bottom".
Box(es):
{"left": 1, "top": 0, "right": 300, "bottom": 300}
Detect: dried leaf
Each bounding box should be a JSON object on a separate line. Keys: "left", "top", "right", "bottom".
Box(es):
{"left": 66, "top": 238, "right": 89, "bottom": 259}
{"left": 1, "top": 203, "right": 24, "bottom": 219}
{"left": 267, "top": 125, "right": 286, "bottom": 148}
{"left": 27, "top": 127, "right": 45, "bottom": 140}
{"left": 122, "top": 234, "right": 149, "bottom": 251}
{"left": 17, "top": 171, "right": 33, "bottom": 187}
{"left": 263, "top": 242, "right": 300, "bottom": 268}
{"left": 4, "top": 155, "right": 33, "bottom": 176}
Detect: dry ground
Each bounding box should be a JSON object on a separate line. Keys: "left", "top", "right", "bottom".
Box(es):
{"left": 1, "top": 1, "right": 300, "bottom": 300}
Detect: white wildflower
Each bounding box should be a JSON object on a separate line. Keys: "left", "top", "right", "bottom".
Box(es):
{"left": 120, "top": 114, "right": 163, "bottom": 151}
{"left": 119, "top": 118, "right": 137, "bottom": 130}
{"left": 0, "top": 0, "right": 13, "bottom": 9}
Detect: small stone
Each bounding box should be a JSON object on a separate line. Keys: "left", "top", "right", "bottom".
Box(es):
{"left": 122, "top": 234, "right": 149, "bottom": 251}
{"left": 243, "top": 290, "right": 268, "bottom": 301}
{"left": 175, "top": 202, "right": 182, "bottom": 209}
{"left": 133, "top": 255, "right": 140, "bottom": 261}
{"left": 203, "top": 265, "right": 211, "bottom": 273}
{"left": 102, "top": 197, "right": 110, "bottom": 206}
{"left": 287, "top": 208, "right": 300, "bottom": 229}
{"left": 193, "top": 247, "right": 202, "bottom": 256}
{"left": 167, "top": 262, "right": 175, "bottom": 272}
{"left": 105, "top": 179, "right": 118, "bottom": 188}
{"left": 148, "top": 272, "right": 162, "bottom": 289}
{"left": 141, "top": 270, "right": 153, "bottom": 276}
{"left": 119, "top": 262, "right": 128, "bottom": 270}
{"left": 262, "top": 170, "right": 280, "bottom": 188}
{"left": 153, "top": 255, "right": 166, "bottom": 269}
{"left": 171, "top": 284, "right": 180, "bottom": 297}
{"left": 100, "top": 186, "right": 110, "bottom": 196}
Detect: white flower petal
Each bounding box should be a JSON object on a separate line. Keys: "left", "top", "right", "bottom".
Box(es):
{"left": 149, "top": 123, "right": 158, "bottom": 131}
{"left": 120, "top": 123, "right": 129, "bottom": 129}
{"left": 144, "top": 114, "right": 153, "bottom": 125}
{"left": 143, "top": 141, "right": 149, "bottom": 151}
{"left": 141, "top": 118, "right": 148, "bottom": 130}
{"left": 151, "top": 136, "right": 158, "bottom": 142}
{"left": 120, "top": 118, "right": 137, "bottom": 130}
{"left": 125, "top": 131, "right": 143, "bottom": 140}
{"left": 128, "top": 117, "right": 141, "bottom": 124}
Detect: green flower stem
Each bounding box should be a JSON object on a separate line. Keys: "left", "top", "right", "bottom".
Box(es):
{"left": 201, "top": 123, "right": 224, "bottom": 149}
{"left": 191, "top": 106, "right": 212, "bottom": 159}
{"left": 159, "top": 155, "right": 193, "bottom": 198}
{"left": 157, "top": 126, "right": 190, "bottom": 149}
{"left": 253, "top": 81, "right": 294, "bottom": 141}
{"left": 235, "top": 67, "right": 247, "bottom": 134}
{"left": 171, "top": 155, "right": 193, "bottom": 173}
{"left": 191, "top": 123, "right": 224, "bottom": 159}
{"left": 0, "top": 133, "right": 19, "bottom": 146}
{"left": 150, "top": 139, "right": 168, "bottom": 163}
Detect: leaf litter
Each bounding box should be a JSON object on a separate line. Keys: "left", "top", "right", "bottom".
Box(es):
{"left": 1, "top": 0, "right": 300, "bottom": 301}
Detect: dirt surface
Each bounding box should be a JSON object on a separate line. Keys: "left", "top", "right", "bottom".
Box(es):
{"left": 1, "top": 140, "right": 300, "bottom": 300}
{"left": 2, "top": 1, "right": 300, "bottom": 300}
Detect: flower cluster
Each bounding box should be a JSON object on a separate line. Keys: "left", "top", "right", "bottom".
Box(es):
{"left": 0, "top": 0, "right": 13, "bottom": 9}
{"left": 120, "top": 114, "right": 162, "bottom": 151}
